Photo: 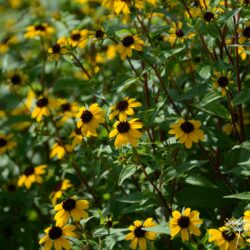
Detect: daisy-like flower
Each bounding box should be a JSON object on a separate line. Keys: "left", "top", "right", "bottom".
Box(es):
{"left": 48, "top": 43, "right": 67, "bottom": 61}
{"left": 68, "top": 29, "right": 89, "bottom": 48}
{"left": 0, "top": 134, "right": 17, "bottom": 154}
{"left": 54, "top": 197, "right": 89, "bottom": 226}
{"left": 17, "top": 165, "right": 47, "bottom": 189}
{"left": 125, "top": 218, "right": 158, "bottom": 250}
{"left": 113, "top": 0, "right": 143, "bottom": 15}
{"left": 238, "top": 21, "right": 250, "bottom": 44}
{"left": 6, "top": 70, "right": 28, "bottom": 90}
{"left": 243, "top": 210, "right": 250, "bottom": 236}
{"left": 89, "top": 29, "right": 106, "bottom": 41}
{"left": 39, "top": 224, "right": 77, "bottom": 250}
{"left": 223, "top": 112, "right": 250, "bottom": 135}
{"left": 31, "top": 97, "right": 50, "bottom": 122}
{"left": 116, "top": 35, "right": 144, "bottom": 60}
{"left": 109, "top": 118, "right": 143, "bottom": 148}
{"left": 50, "top": 179, "right": 73, "bottom": 206}
{"left": 76, "top": 103, "right": 105, "bottom": 137}
{"left": 24, "top": 23, "right": 54, "bottom": 39}
{"left": 109, "top": 97, "right": 142, "bottom": 120}
{"left": 168, "top": 119, "right": 204, "bottom": 149}
{"left": 208, "top": 226, "right": 244, "bottom": 250}
{"left": 0, "top": 35, "right": 18, "bottom": 54}
{"left": 69, "top": 127, "right": 84, "bottom": 148}
{"left": 212, "top": 71, "right": 233, "bottom": 96}
{"left": 167, "top": 22, "right": 195, "bottom": 44}
{"left": 50, "top": 142, "right": 72, "bottom": 160}
{"left": 170, "top": 208, "right": 203, "bottom": 242}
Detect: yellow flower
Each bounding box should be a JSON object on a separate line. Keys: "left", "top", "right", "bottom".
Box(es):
{"left": 223, "top": 112, "right": 250, "bottom": 135}
{"left": 208, "top": 226, "right": 244, "bottom": 250}
{"left": 109, "top": 97, "right": 142, "bottom": 120}
{"left": 167, "top": 21, "right": 195, "bottom": 44}
{"left": 50, "top": 142, "right": 72, "bottom": 160}
{"left": 113, "top": 0, "right": 143, "bottom": 14}
{"left": 109, "top": 118, "right": 143, "bottom": 148}
{"left": 54, "top": 197, "right": 89, "bottom": 226}
{"left": 0, "top": 35, "right": 18, "bottom": 54}
{"left": 69, "top": 127, "right": 84, "bottom": 148}
{"left": 170, "top": 208, "right": 203, "bottom": 242}
{"left": 48, "top": 43, "right": 67, "bottom": 61}
{"left": 76, "top": 103, "right": 105, "bottom": 137}
{"left": 116, "top": 35, "right": 144, "bottom": 60}
{"left": 18, "top": 165, "right": 47, "bottom": 189}
{"left": 169, "top": 119, "right": 204, "bottom": 149}
{"left": 25, "top": 23, "right": 54, "bottom": 39}
{"left": 212, "top": 71, "right": 233, "bottom": 96}
{"left": 8, "top": 0, "right": 22, "bottom": 8}
{"left": 125, "top": 218, "right": 157, "bottom": 250}
{"left": 31, "top": 97, "right": 50, "bottom": 122}
{"left": 6, "top": 70, "right": 28, "bottom": 90}
{"left": 243, "top": 210, "right": 250, "bottom": 236}
{"left": 0, "top": 134, "right": 17, "bottom": 154}
{"left": 238, "top": 21, "right": 250, "bottom": 44}
{"left": 89, "top": 29, "right": 106, "bottom": 40}
{"left": 50, "top": 179, "right": 73, "bottom": 206}
{"left": 68, "top": 29, "right": 89, "bottom": 48}
{"left": 39, "top": 224, "right": 77, "bottom": 250}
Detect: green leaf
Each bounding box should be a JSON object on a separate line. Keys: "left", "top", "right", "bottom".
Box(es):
{"left": 232, "top": 141, "right": 250, "bottom": 150}
{"left": 196, "top": 101, "right": 229, "bottom": 118}
{"left": 218, "top": 8, "right": 241, "bottom": 24}
{"left": 118, "top": 165, "right": 138, "bottom": 185}
{"left": 143, "top": 223, "right": 170, "bottom": 234}
{"left": 232, "top": 89, "right": 250, "bottom": 105}
{"left": 158, "top": 47, "right": 185, "bottom": 64}
{"left": 198, "top": 65, "right": 211, "bottom": 79}
{"left": 175, "top": 84, "right": 207, "bottom": 101}
{"left": 184, "top": 175, "right": 218, "bottom": 188}
{"left": 198, "top": 92, "right": 222, "bottom": 107}
{"left": 116, "top": 192, "right": 148, "bottom": 204}
{"left": 224, "top": 192, "right": 250, "bottom": 200}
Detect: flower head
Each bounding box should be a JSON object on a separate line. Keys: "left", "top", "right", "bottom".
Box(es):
{"left": 54, "top": 197, "right": 89, "bottom": 226}
{"left": 125, "top": 218, "right": 157, "bottom": 250}
{"left": 76, "top": 103, "right": 105, "bottom": 137}
{"left": 25, "top": 23, "right": 54, "bottom": 39}
{"left": 212, "top": 71, "right": 233, "bottom": 96}
{"left": 208, "top": 226, "right": 244, "bottom": 250}
{"left": 50, "top": 142, "right": 72, "bottom": 160}
{"left": 169, "top": 119, "right": 204, "bottom": 149}
{"left": 116, "top": 35, "right": 144, "bottom": 60}
{"left": 18, "top": 165, "right": 47, "bottom": 189}
{"left": 39, "top": 224, "right": 77, "bottom": 250}
{"left": 170, "top": 208, "right": 203, "bottom": 241}
{"left": 68, "top": 29, "right": 89, "bottom": 48}
{"left": 48, "top": 42, "right": 67, "bottom": 61}
{"left": 238, "top": 21, "right": 250, "bottom": 44}
{"left": 109, "top": 118, "right": 143, "bottom": 148}
{"left": 0, "top": 134, "right": 17, "bottom": 154}
{"left": 6, "top": 70, "right": 28, "bottom": 90}
{"left": 31, "top": 96, "right": 50, "bottom": 122}
{"left": 109, "top": 97, "right": 142, "bottom": 120}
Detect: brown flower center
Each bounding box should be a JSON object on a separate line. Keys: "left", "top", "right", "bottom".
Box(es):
{"left": 222, "top": 230, "right": 236, "bottom": 242}
{"left": 61, "top": 103, "right": 71, "bottom": 112}
{"left": 11, "top": 74, "right": 21, "bottom": 85}
{"left": 176, "top": 29, "right": 184, "bottom": 38}
{"left": 71, "top": 33, "right": 81, "bottom": 41}
{"left": 117, "top": 121, "right": 130, "bottom": 133}
{"left": 95, "top": 29, "right": 104, "bottom": 39}
{"left": 116, "top": 100, "right": 129, "bottom": 111}
{"left": 180, "top": 121, "right": 194, "bottom": 133}
{"left": 243, "top": 26, "right": 250, "bottom": 38}
{"left": 48, "top": 226, "right": 62, "bottom": 240}
{"left": 218, "top": 76, "right": 229, "bottom": 87}
{"left": 36, "top": 97, "right": 48, "bottom": 108}
{"left": 81, "top": 110, "right": 93, "bottom": 123}
{"left": 134, "top": 226, "right": 146, "bottom": 238}
{"left": 24, "top": 167, "right": 35, "bottom": 176}
{"left": 62, "top": 198, "right": 76, "bottom": 211}
{"left": 52, "top": 44, "right": 61, "bottom": 53}
{"left": 204, "top": 11, "right": 214, "bottom": 22}
{"left": 35, "top": 24, "right": 46, "bottom": 31}
{"left": 0, "top": 138, "right": 7, "bottom": 147}
{"left": 177, "top": 216, "right": 190, "bottom": 228}
{"left": 122, "top": 36, "right": 134, "bottom": 47}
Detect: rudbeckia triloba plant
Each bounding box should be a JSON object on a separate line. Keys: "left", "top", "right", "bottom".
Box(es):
{"left": 2, "top": 0, "right": 250, "bottom": 249}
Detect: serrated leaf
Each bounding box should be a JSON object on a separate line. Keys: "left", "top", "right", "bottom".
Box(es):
{"left": 118, "top": 165, "right": 138, "bottom": 185}
{"left": 224, "top": 192, "right": 250, "bottom": 200}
